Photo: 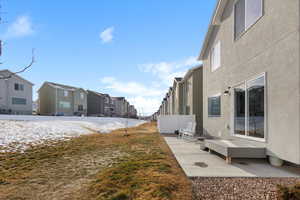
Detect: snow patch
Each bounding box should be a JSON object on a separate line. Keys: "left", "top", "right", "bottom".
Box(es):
{"left": 0, "top": 116, "right": 145, "bottom": 152}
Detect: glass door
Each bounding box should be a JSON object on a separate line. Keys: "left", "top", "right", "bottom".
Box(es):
{"left": 234, "top": 84, "right": 246, "bottom": 136}
{"left": 233, "top": 74, "right": 265, "bottom": 140}
{"left": 247, "top": 75, "right": 265, "bottom": 139}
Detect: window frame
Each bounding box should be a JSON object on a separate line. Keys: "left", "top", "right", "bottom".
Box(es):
{"left": 231, "top": 72, "right": 267, "bottom": 142}
{"left": 14, "top": 83, "right": 24, "bottom": 91}
{"left": 59, "top": 101, "right": 71, "bottom": 109}
{"left": 208, "top": 93, "right": 222, "bottom": 117}
{"left": 12, "top": 97, "right": 27, "bottom": 105}
{"left": 80, "top": 92, "right": 84, "bottom": 99}
{"left": 234, "top": 0, "right": 264, "bottom": 40}
{"left": 64, "top": 90, "right": 69, "bottom": 97}
{"left": 210, "top": 41, "right": 221, "bottom": 72}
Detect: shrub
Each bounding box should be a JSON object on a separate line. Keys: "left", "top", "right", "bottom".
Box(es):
{"left": 277, "top": 184, "right": 300, "bottom": 200}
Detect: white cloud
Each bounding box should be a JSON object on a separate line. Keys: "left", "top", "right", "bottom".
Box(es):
{"left": 139, "top": 56, "right": 201, "bottom": 86}
{"left": 100, "top": 57, "right": 201, "bottom": 115}
{"left": 127, "top": 96, "right": 161, "bottom": 116}
{"left": 3, "top": 15, "right": 34, "bottom": 39}
{"left": 101, "top": 77, "right": 163, "bottom": 97}
{"left": 99, "top": 27, "right": 114, "bottom": 43}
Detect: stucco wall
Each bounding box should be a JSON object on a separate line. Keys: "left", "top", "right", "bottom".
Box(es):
{"left": 202, "top": 0, "right": 300, "bottom": 163}
{"left": 0, "top": 73, "right": 33, "bottom": 114}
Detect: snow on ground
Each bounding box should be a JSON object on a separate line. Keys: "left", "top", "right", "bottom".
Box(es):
{"left": 0, "top": 115, "right": 146, "bottom": 152}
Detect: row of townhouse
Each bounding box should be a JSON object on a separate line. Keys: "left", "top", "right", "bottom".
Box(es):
{"left": 0, "top": 73, "right": 137, "bottom": 118}
{"left": 157, "top": 66, "right": 203, "bottom": 132}
{"left": 155, "top": 0, "right": 300, "bottom": 165}
{"left": 38, "top": 82, "right": 138, "bottom": 117}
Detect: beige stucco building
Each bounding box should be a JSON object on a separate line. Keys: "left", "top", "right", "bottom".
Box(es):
{"left": 0, "top": 70, "right": 33, "bottom": 115}
{"left": 199, "top": 0, "right": 300, "bottom": 164}
{"left": 38, "top": 82, "right": 87, "bottom": 116}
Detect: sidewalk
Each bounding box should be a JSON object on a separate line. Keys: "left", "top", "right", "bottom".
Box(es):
{"left": 164, "top": 136, "right": 300, "bottom": 177}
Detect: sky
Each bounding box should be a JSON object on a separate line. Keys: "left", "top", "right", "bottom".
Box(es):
{"left": 0, "top": 0, "right": 216, "bottom": 116}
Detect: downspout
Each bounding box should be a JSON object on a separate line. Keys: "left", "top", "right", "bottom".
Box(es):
{"left": 55, "top": 88, "right": 58, "bottom": 115}
{"left": 5, "top": 79, "right": 9, "bottom": 110}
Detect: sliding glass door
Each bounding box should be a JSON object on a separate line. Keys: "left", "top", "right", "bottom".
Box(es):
{"left": 233, "top": 74, "right": 265, "bottom": 140}
{"left": 234, "top": 84, "right": 246, "bottom": 136}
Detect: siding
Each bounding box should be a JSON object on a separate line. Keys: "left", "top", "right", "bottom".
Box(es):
{"left": 202, "top": 0, "right": 300, "bottom": 163}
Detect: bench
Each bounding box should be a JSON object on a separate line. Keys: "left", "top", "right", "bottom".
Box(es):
{"left": 204, "top": 139, "right": 266, "bottom": 164}
{"left": 179, "top": 122, "right": 196, "bottom": 138}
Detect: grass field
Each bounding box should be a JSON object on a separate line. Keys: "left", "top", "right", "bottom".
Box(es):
{"left": 0, "top": 122, "right": 191, "bottom": 200}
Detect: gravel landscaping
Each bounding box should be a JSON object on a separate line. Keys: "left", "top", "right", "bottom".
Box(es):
{"left": 191, "top": 177, "right": 300, "bottom": 200}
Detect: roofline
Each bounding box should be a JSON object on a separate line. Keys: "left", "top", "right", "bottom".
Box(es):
{"left": 0, "top": 69, "right": 34, "bottom": 85}
{"left": 38, "top": 81, "right": 87, "bottom": 93}
{"left": 182, "top": 64, "right": 203, "bottom": 81}
{"left": 198, "top": 0, "right": 228, "bottom": 60}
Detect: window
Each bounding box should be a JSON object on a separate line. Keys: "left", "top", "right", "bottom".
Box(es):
{"left": 208, "top": 95, "right": 221, "bottom": 117}
{"left": 233, "top": 74, "right": 265, "bottom": 140}
{"left": 211, "top": 41, "right": 221, "bottom": 72}
{"left": 59, "top": 101, "right": 71, "bottom": 109}
{"left": 14, "top": 83, "right": 24, "bottom": 91}
{"left": 235, "top": 0, "right": 263, "bottom": 39}
{"left": 12, "top": 97, "right": 26, "bottom": 105}
{"left": 80, "top": 93, "right": 84, "bottom": 99}
{"left": 64, "top": 90, "right": 68, "bottom": 97}
{"left": 78, "top": 105, "right": 83, "bottom": 111}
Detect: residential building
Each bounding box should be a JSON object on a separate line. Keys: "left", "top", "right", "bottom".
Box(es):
{"left": 181, "top": 65, "right": 203, "bottom": 133}
{"left": 112, "top": 97, "right": 126, "bottom": 117}
{"left": 128, "top": 105, "right": 137, "bottom": 118}
{"left": 199, "top": 0, "right": 299, "bottom": 164}
{"left": 38, "top": 82, "right": 87, "bottom": 116}
{"left": 103, "top": 94, "right": 115, "bottom": 117}
{"left": 87, "top": 90, "right": 105, "bottom": 116}
{"left": 173, "top": 78, "right": 183, "bottom": 115}
{"left": 0, "top": 70, "right": 33, "bottom": 115}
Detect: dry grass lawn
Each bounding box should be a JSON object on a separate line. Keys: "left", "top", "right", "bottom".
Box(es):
{"left": 0, "top": 122, "right": 191, "bottom": 200}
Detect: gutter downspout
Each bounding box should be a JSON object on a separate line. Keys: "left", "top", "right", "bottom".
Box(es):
{"left": 55, "top": 88, "right": 58, "bottom": 115}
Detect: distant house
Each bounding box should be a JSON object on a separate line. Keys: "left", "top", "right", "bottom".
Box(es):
{"left": 128, "top": 105, "right": 137, "bottom": 118}
{"left": 103, "top": 94, "right": 115, "bottom": 117}
{"left": 0, "top": 70, "right": 33, "bottom": 115}
{"left": 38, "top": 82, "right": 87, "bottom": 116}
{"left": 167, "top": 87, "right": 174, "bottom": 115}
{"left": 112, "top": 97, "right": 126, "bottom": 117}
{"left": 87, "top": 90, "right": 105, "bottom": 116}
{"left": 173, "top": 78, "right": 183, "bottom": 115}
{"left": 181, "top": 65, "right": 203, "bottom": 133}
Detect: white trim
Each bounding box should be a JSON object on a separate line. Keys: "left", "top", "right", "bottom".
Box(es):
{"left": 231, "top": 72, "right": 267, "bottom": 143}
{"left": 211, "top": 41, "right": 221, "bottom": 72}
{"left": 234, "top": 0, "right": 264, "bottom": 40}
{"left": 208, "top": 93, "right": 222, "bottom": 117}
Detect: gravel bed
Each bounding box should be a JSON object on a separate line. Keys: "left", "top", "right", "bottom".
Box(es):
{"left": 191, "top": 177, "right": 300, "bottom": 200}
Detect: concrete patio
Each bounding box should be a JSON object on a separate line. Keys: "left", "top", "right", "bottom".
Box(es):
{"left": 164, "top": 136, "right": 300, "bottom": 177}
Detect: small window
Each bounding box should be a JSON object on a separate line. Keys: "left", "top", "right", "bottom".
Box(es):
{"left": 78, "top": 105, "right": 83, "bottom": 111}
{"left": 14, "top": 83, "right": 19, "bottom": 90}
{"left": 64, "top": 90, "right": 68, "bottom": 97}
{"left": 208, "top": 95, "right": 221, "bottom": 117}
{"left": 211, "top": 41, "right": 221, "bottom": 72}
{"left": 12, "top": 97, "right": 27, "bottom": 105}
{"left": 235, "top": 0, "right": 263, "bottom": 39}
{"left": 80, "top": 92, "right": 84, "bottom": 99}
{"left": 14, "top": 83, "right": 24, "bottom": 91}
{"left": 59, "top": 101, "right": 71, "bottom": 109}
{"left": 20, "top": 84, "right": 24, "bottom": 91}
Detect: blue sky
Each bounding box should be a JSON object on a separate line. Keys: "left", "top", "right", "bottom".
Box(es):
{"left": 0, "top": 0, "right": 216, "bottom": 115}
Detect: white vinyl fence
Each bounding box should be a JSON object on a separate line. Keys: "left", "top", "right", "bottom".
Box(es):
{"left": 157, "top": 115, "right": 196, "bottom": 134}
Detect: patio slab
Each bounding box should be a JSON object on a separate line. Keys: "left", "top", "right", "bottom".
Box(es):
{"left": 164, "top": 136, "right": 300, "bottom": 177}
